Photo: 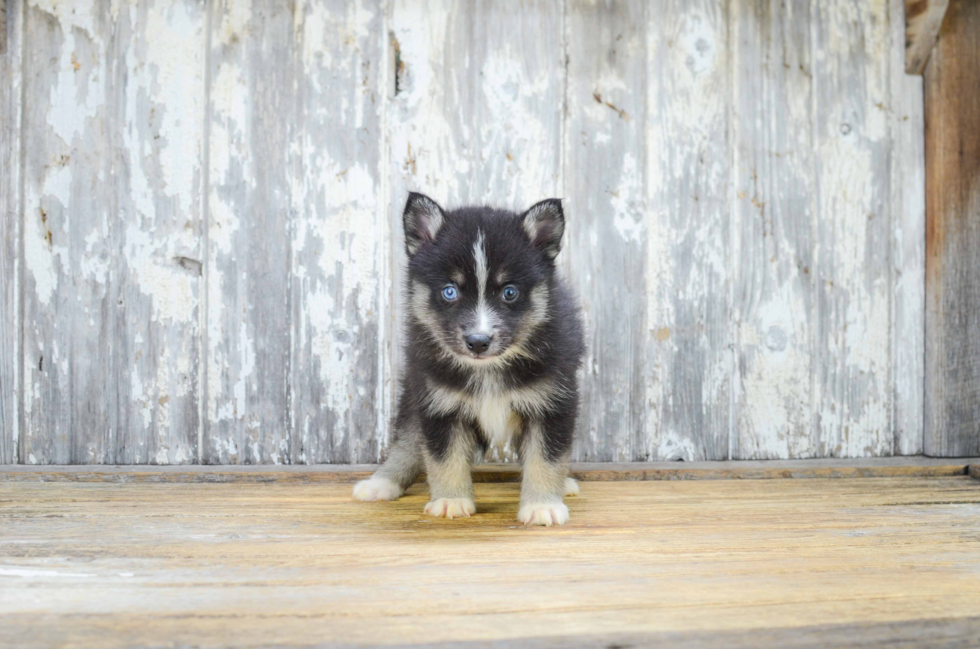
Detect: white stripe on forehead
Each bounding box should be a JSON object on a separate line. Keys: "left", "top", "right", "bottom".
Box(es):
{"left": 473, "top": 230, "right": 488, "bottom": 295}
{"left": 473, "top": 230, "right": 491, "bottom": 332}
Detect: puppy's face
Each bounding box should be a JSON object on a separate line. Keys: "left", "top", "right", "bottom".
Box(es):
{"left": 403, "top": 193, "right": 565, "bottom": 365}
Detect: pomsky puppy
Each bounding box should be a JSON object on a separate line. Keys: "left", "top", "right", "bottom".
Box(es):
{"left": 353, "top": 192, "right": 585, "bottom": 526}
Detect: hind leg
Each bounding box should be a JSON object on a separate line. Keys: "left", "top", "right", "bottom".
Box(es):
{"left": 353, "top": 394, "right": 423, "bottom": 501}
{"left": 563, "top": 477, "right": 580, "bottom": 496}
{"left": 352, "top": 429, "right": 422, "bottom": 501}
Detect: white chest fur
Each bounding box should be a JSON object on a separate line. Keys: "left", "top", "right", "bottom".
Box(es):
{"left": 475, "top": 391, "right": 519, "bottom": 447}
{"left": 425, "top": 377, "right": 556, "bottom": 450}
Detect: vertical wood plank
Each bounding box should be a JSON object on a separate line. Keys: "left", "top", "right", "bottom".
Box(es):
{"left": 21, "top": 1, "right": 117, "bottom": 464}
{"left": 289, "top": 0, "right": 388, "bottom": 464}
{"left": 924, "top": 0, "right": 980, "bottom": 457}
{"left": 112, "top": 0, "right": 206, "bottom": 464}
{"left": 388, "top": 0, "right": 564, "bottom": 461}
{"left": 731, "top": 0, "right": 815, "bottom": 459}
{"left": 206, "top": 0, "right": 294, "bottom": 464}
{"left": 812, "top": 0, "right": 894, "bottom": 457}
{"left": 890, "top": 0, "right": 925, "bottom": 455}
{"left": 0, "top": 0, "right": 21, "bottom": 463}
{"left": 639, "top": 0, "right": 732, "bottom": 460}
{"left": 564, "top": 0, "right": 647, "bottom": 461}
{"left": 21, "top": 0, "right": 206, "bottom": 465}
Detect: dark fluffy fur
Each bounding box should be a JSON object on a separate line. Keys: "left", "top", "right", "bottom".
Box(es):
{"left": 353, "top": 193, "right": 585, "bottom": 526}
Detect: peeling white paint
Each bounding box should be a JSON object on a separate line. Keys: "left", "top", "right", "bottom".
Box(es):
{"left": 611, "top": 153, "right": 645, "bottom": 243}
{"left": 657, "top": 429, "right": 700, "bottom": 461}
{"left": 140, "top": 1, "right": 205, "bottom": 215}
{"left": 46, "top": 34, "right": 105, "bottom": 146}
{"left": 11, "top": 0, "right": 923, "bottom": 465}
{"left": 234, "top": 321, "right": 256, "bottom": 424}
{"left": 218, "top": 0, "right": 252, "bottom": 47}
{"left": 23, "top": 213, "right": 60, "bottom": 306}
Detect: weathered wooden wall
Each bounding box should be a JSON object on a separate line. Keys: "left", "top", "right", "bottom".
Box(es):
{"left": 0, "top": 0, "right": 926, "bottom": 464}
{"left": 924, "top": 0, "right": 980, "bottom": 457}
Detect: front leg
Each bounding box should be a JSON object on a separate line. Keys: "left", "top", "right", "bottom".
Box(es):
{"left": 518, "top": 418, "right": 573, "bottom": 526}
{"left": 422, "top": 416, "right": 477, "bottom": 519}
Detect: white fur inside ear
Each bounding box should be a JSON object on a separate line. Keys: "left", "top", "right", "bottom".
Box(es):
{"left": 352, "top": 477, "right": 403, "bottom": 502}
{"left": 563, "top": 477, "right": 580, "bottom": 496}
{"left": 405, "top": 195, "right": 445, "bottom": 255}
{"left": 522, "top": 202, "right": 551, "bottom": 236}
{"left": 518, "top": 502, "right": 569, "bottom": 527}
{"left": 521, "top": 200, "right": 564, "bottom": 259}
{"left": 419, "top": 204, "right": 444, "bottom": 240}
{"left": 424, "top": 497, "right": 476, "bottom": 519}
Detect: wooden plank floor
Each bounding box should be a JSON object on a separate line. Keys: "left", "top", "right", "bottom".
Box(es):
{"left": 1, "top": 476, "right": 980, "bottom": 647}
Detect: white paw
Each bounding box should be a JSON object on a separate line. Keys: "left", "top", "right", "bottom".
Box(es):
{"left": 352, "top": 477, "right": 402, "bottom": 502}
{"left": 423, "top": 498, "right": 476, "bottom": 519}
{"left": 564, "top": 477, "right": 580, "bottom": 496}
{"left": 518, "top": 502, "right": 570, "bottom": 527}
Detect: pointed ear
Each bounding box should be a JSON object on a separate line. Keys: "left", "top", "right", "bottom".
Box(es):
{"left": 403, "top": 192, "right": 446, "bottom": 256}
{"left": 521, "top": 199, "right": 565, "bottom": 260}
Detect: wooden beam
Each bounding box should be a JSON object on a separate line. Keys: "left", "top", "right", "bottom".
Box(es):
{"left": 925, "top": 0, "right": 980, "bottom": 457}
{"left": 906, "top": 0, "right": 950, "bottom": 74}
{"left": 1, "top": 458, "right": 977, "bottom": 483}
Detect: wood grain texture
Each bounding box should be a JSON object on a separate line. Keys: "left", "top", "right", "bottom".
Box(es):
{"left": 640, "top": 0, "right": 732, "bottom": 460}
{"left": 19, "top": 0, "right": 205, "bottom": 465}
{"left": 0, "top": 0, "right": 20, "bottom": 464}
{"left": 206, "top": 0, "right": 295, "bottom": 464}
{"left": 387, "top": 0, "right": 564, "bottom": 461}
{"left": 388, "top": 619, "right": 980, "bottom": 649}
{"left": 8, "top": 1, "right": 928, "bottom": 464}
{"left": 112, "top": 0, "right": 206, "bottom": 464}
{"left": 206, "top": 0, "right": 389, "bottom": 465}
{"left": 812, "top": 0, "right": 894, "bottom": 457}
{"left": 891, "top": 0, "right": 926, "bottom": 455}
{"left": 21, "top": 0, "right": 117, "bottom": 464}
{"left": 924, "top": 0, "right": 980, "bottom": 457}
{"left": 564, "top": 0, "right": 647, "bottom": 461}
{"left": 289, "top": 0, "right": 389, "bottom": 464}
{"left": 731, "top": 0, "right": 816, "bottom": 459}
{"left": 730, "top": 0, "right": 925, "bottom": 459}
{"left": 905, "top": 0, "right": 949, "bottom": 75}
{"left": 1, "top": 477, "right": 979, "bottom": 647}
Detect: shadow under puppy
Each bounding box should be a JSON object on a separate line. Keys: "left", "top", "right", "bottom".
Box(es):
{"left": 353, "top": 193, "right": 585, "bottom": 526}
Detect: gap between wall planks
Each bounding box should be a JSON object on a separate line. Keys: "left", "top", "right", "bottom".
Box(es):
{"left": 0, "top": 0, "right": 22, "bottom": 464}
{"left": 0, "top": 0, "right": 6, "bottom": 55}
{"left": 0, "top": 0, "right": 20, "bottom": 466}
{"left": 1, "top": 0, "right": 926, "bottom": 465}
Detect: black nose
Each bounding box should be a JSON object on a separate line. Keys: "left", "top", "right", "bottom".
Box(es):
{"left": 465, "top": 334, "right": 491, "bottom": 354}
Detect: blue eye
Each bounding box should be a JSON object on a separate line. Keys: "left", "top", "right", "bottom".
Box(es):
{"left": 501, "top": 285, "right": 519, "bottom": 302}
{"left": 442, "top": 285, "right": 458, "bottom": 301}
